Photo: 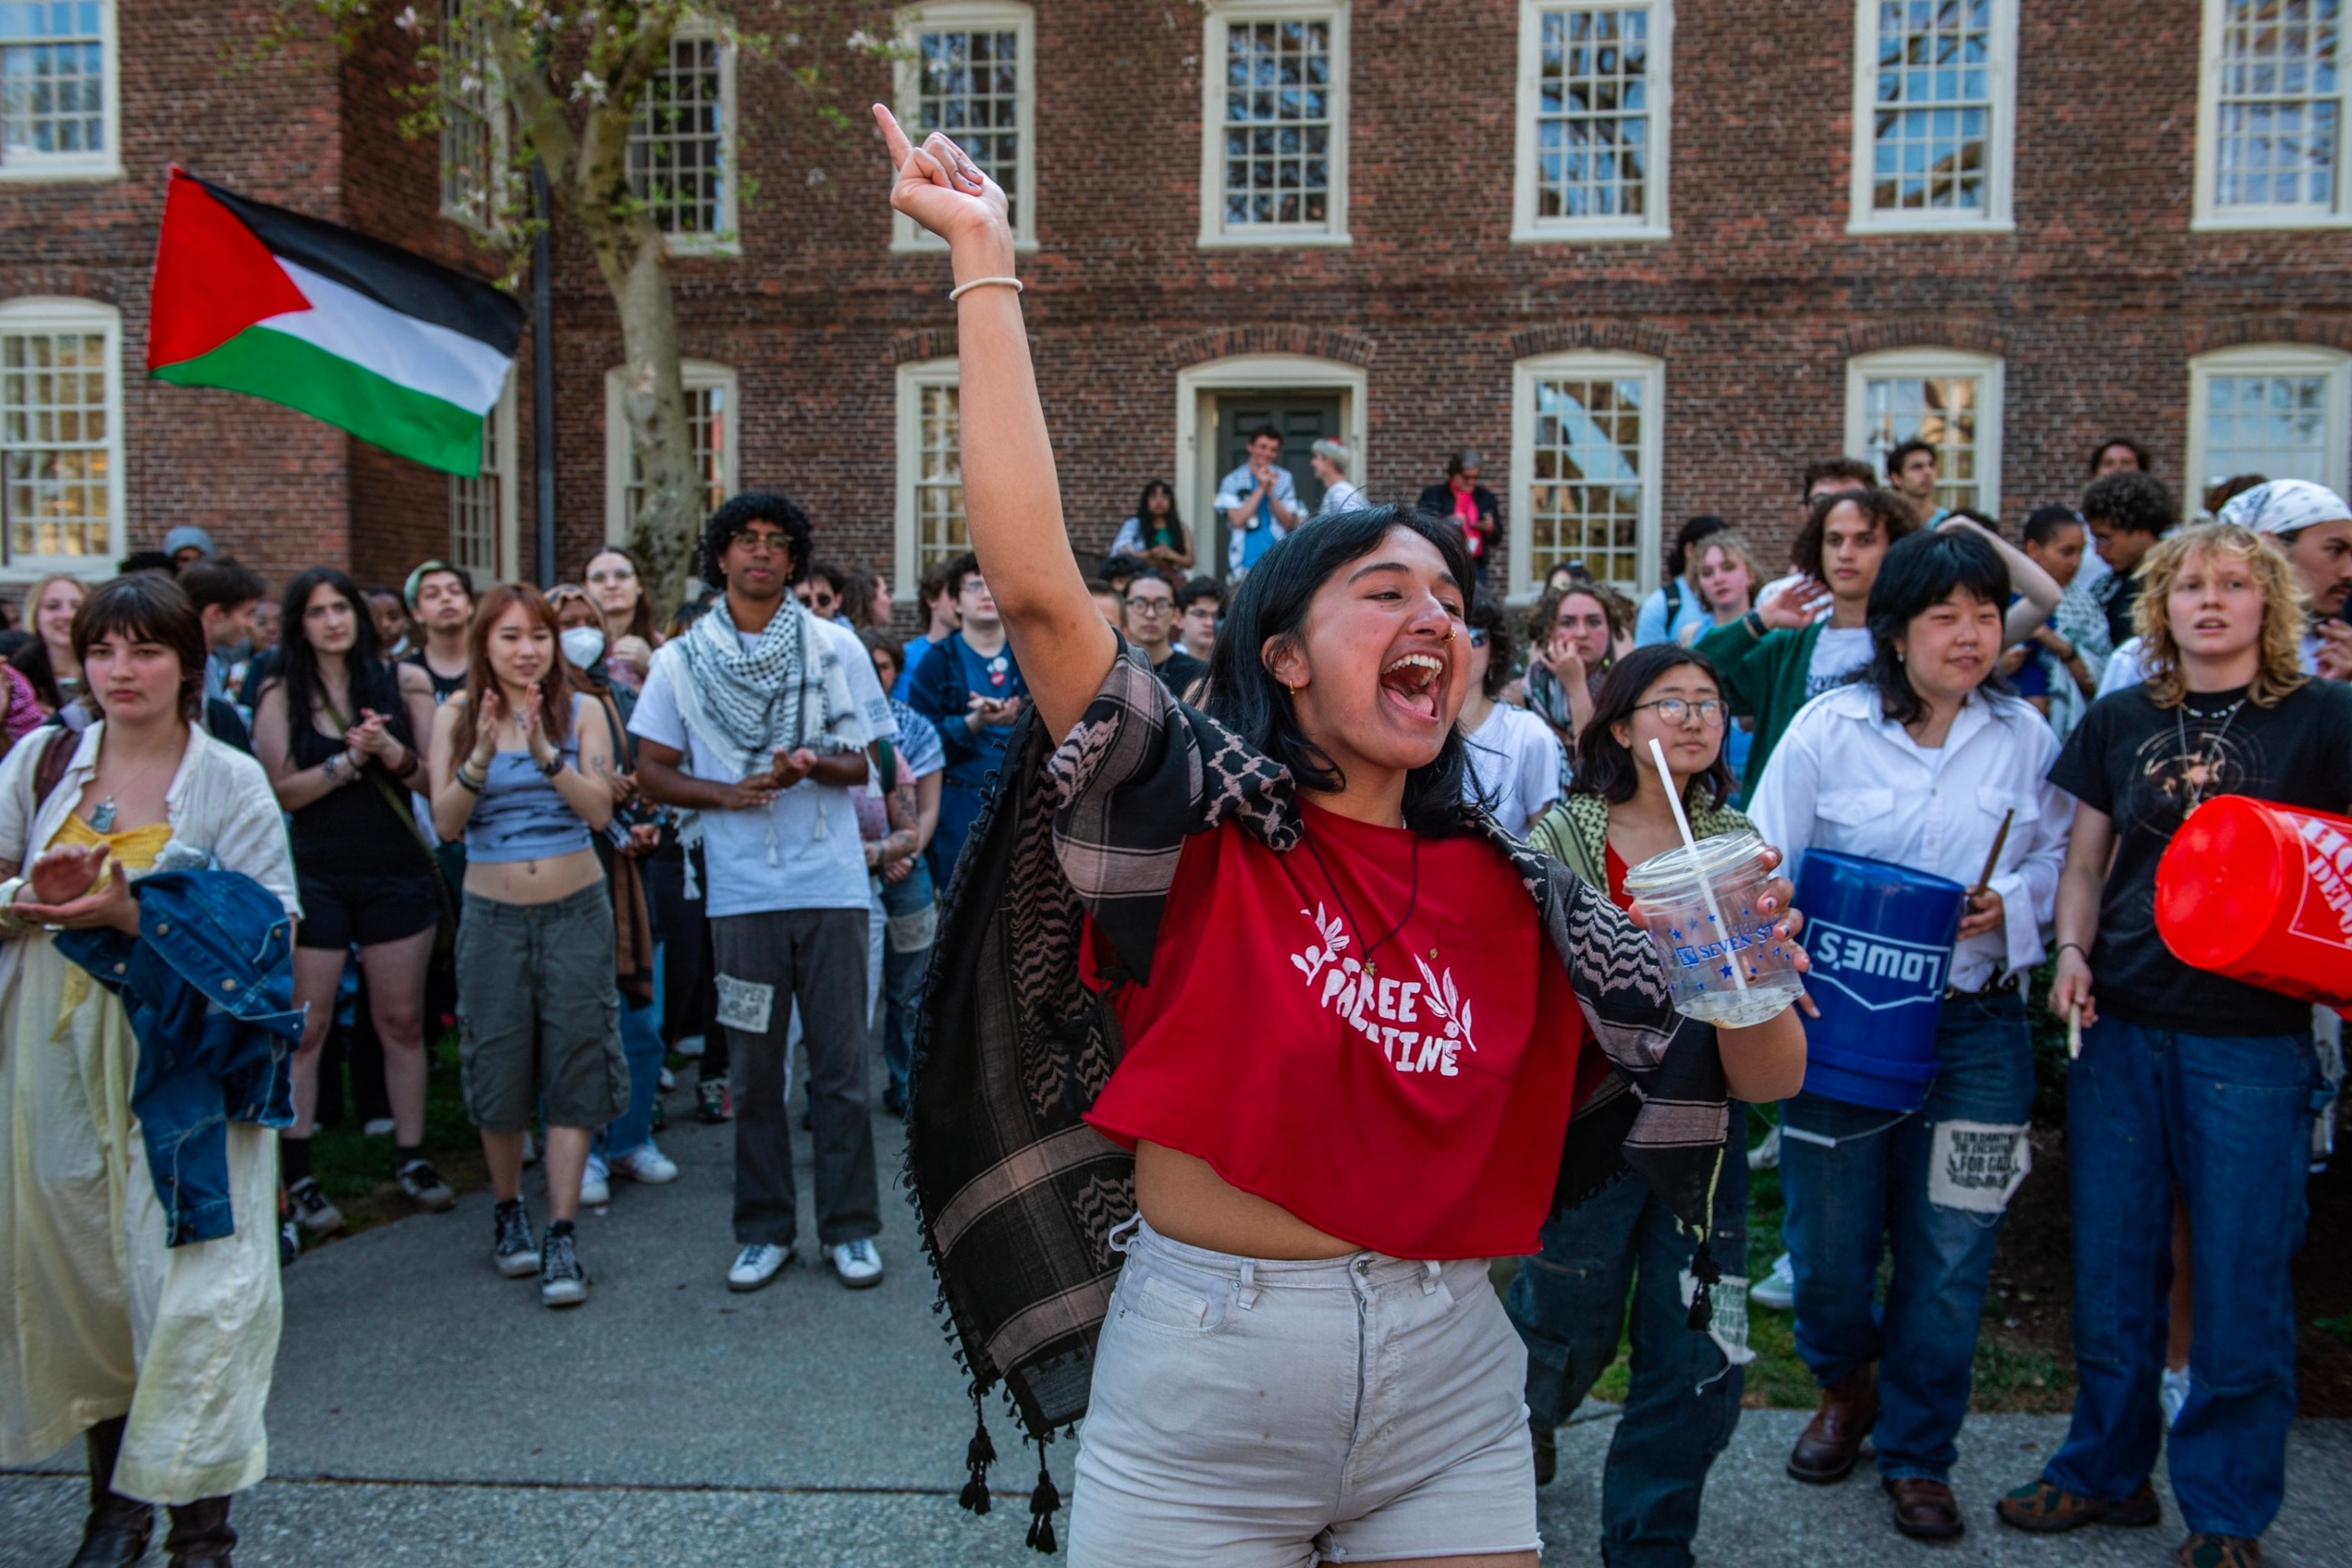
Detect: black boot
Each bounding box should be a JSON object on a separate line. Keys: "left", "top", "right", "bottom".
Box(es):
{"left": 162, "top": 1496, "right": 235, "bottom": 1568}
{"left": 68, "top": 1416, "right": 152, "bottom": 1568}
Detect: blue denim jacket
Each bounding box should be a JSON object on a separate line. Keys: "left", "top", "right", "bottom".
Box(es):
{"left": 57, "top": 870, "right": 301, "bottom": 1246}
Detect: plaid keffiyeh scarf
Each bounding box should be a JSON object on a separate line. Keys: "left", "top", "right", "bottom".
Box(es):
{"left": 669, "top": 596, "right": 864, "bottom": 779}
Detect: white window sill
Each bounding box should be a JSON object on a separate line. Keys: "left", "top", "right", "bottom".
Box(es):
{"left": 1846, "top": 215, "right": 2015, "bottom": 237}
{"left": 2191, "top": 211, "right": 2352, "bottom": 232}
{"left": 0, "top": 159, "right": 123, "bottom": 184}
{"left": 1196, "top": 230, "right": 1354, "bottom": 250}
{"left": 891, "top": 234, "right": 1042, "bottom": 255}
{"left": 1512, "top": 224, "right": 1671, "bottom": 245}
{"left": 0, "top": 559, "right": 118, "bottom": 583}
{"left": 662, "top": 235, "right": 743, "bottom": 259}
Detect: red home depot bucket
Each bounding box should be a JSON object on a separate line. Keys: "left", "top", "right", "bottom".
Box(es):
{"left": 2155, "top": 795, "right": 2352, "bottom": 1007}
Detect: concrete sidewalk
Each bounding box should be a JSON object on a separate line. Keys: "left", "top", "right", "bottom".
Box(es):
{"left": 5, "top": 1091, "right": 2347, "bottom": 1565}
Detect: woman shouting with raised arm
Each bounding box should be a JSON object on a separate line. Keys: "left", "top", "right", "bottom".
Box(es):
{"left": 880, "top": 108, "right": 1808, "bottom": 1568}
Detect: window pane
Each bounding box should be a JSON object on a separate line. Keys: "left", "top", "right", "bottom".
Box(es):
{"left": 1860, "top": 372, "right": 1983, "bottom": 513}
{"left": 1534, "top": 5, "right": 1651, "bottom": 222}
{"left": 917, "top": 27, "right": 1023, "bottom": 229}
{"left": 439, "top": 0, "right": 501, "bottom": 230}
{"left": 449, "top": 405, "right": 503, "bottom": 580}
{"left": 2, "top": 325, "right": 112, "bottom": 562}
{"left": 1526, "top": 374, "right": 1648, "bottom": 589}
{"left": 2213, "top": 0, "right": 2342, "bottom": 210}
{"left": 1220, "top": 15, "right": 1333, "bottom": 227}
{"left": 916, "top": 382, "right": 966, "bottom": 567}
{"left": 0, "top": 0, "right": 106, "bottom": 164}
{"left": 1870, "top": 0, "right": 1994, "bottom": 212}
{"left": 629, "top": 33, "right": 728, "bottom": 236}
{"left": 2203, "top": 371, "right": 2331, "bottom": 484}
{"left": 624, "top": 383, "right": 730, "bottom": 532}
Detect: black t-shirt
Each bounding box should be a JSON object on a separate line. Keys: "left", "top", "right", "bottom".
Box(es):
{"left": 1148, "top": 645, "right": 1209, "bottom": 697}
{"left": 2050, "top": 679, "right": 2352, "bottom": 1035}
{"left": 403, "top": 648, "right": 467, "bottom": 704}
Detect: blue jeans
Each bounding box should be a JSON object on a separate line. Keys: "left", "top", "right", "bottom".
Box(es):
{"left": 2044, "top": 1018, "right": 2316, "bottom": 1539}
{"left": 879, "top": 860, "right": 935, "bottom": 1103}
{"left": 1507, "top": 1138, "right": 1749, "bottom": 1568}
{"left": 600, "top": 941, "right": 668, "bottom": 1160}
{"left": 1779, "top": 990, "right": 2034, "bottom": 1481}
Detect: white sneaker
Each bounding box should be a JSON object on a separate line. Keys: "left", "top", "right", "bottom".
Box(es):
{"left": 1751, "top": 1252, "right": 1796, "bottom": 1311}
{"left": 612, "top": 1144, "right": 679, "bottom": 1184}
{"left": 831, "top": 1238, "right": 884, "bottom": 1289}
{"left": 2160, "top": 1366, "right": 2191, "bottom": 1429}
{"left": 674, "top": 1034, "right": 706, "bottom": 1059}
{"left": 579, "top": 1154, "right": 611, "bottom": 1207}
{"left": 728, "top": 1242, "right": 792, "bottom": 1292}
{"left": 1748, "top": 1124, "right": 1782, "bottom": 1171}
{"left": 361, "top": 1117, "right": 395, "bottom": 1137}
{"left": 658, "top": 1066, "right": 677, "bottom": 1093}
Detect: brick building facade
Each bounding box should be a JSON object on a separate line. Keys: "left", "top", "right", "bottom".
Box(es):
{"left": 7, "top": 2, "right": 2350, "bottom": 614}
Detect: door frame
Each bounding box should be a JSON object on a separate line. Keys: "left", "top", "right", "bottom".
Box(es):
{"left": 1175, "top": 354, "right": 1368, "bottom": 573}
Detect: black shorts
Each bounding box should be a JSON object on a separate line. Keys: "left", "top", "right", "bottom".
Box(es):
{"left": 296, "top": 867, "right": 441, "bottom": 949}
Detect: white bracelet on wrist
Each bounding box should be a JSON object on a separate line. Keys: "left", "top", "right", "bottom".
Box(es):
{"left": 948, "top": 276, "right": 1022, "bottom": 301}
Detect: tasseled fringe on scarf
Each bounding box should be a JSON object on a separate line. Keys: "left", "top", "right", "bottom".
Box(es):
{"left": 1686, "top": 1236, "right": 1721, "bottom": 1331}
{"left": 959, "top": 1394, "right": 996, "bottom": 1514}
{"left": 1024, "top": 1434, "right": 1061, "bottom": 1554}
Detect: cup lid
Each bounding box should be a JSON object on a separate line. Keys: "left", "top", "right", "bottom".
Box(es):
{"left": 1620, "top": 828, "right": 1766, "bottom": 896}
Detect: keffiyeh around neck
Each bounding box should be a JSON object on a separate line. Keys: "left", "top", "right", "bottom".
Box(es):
{"left": 670, "top": 596, "right": 865, "bottom": 780}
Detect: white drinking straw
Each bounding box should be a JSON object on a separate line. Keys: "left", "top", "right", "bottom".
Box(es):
{"left": 1649, "top": 737, "right": 1749, "bottom": 995}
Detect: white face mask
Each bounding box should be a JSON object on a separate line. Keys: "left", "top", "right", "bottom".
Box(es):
{"left": 561, "top": 626, "right": 606, "bottom": 669}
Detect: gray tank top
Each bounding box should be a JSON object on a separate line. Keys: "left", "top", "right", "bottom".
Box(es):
{"left": 463, "top": 740, "right": 593, "bottom": 864}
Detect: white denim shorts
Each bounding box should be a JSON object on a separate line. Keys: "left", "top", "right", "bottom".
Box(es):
{"left": 1068, "top": 1217, "right": 1540, "bottom": 1567}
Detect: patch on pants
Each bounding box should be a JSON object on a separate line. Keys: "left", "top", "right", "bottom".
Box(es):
{"left": 886, "top": 903, "right": 937, "bottom": 954}
{"left": 714, "top": 972, "right": 776, "bottom": 1035}
{"left": 1681, "top": 1270, "right": 1756, "bottom": 1370}
{"left": 1929, "top": 1119, "right": 2032, "bottom": 1213}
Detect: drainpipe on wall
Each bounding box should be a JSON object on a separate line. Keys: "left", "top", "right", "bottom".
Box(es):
{"left": 532, "top": 158, "right": 556, "bottom": 589}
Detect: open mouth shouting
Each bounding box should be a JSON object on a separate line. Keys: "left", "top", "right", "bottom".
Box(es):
{"left": 1379, "top": 650, "right": 1447, "bottom": 724}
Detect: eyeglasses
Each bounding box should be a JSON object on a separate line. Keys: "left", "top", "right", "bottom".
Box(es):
{"left": 1632, "top": 697, "right": 1728, "bottom": 726}
{"left": 732, "top": 531, "right": 791, "bottom": 555}
{"left": 1125, "top": 597, "right": 1175, "bottom": 614}
{"left": 586, "top": 567, "right": 637, "bottom": 585}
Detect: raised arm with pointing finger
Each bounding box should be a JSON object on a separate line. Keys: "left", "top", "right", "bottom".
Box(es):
{"left": 877, "top": 106, "right": 1115, "bottom": 745}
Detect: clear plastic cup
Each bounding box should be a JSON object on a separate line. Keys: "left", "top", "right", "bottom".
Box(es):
{"left": 1619, "top": 828, "right": 1805, "bottom": 1028}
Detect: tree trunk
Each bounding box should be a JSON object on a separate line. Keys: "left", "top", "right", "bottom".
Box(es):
{"left": 590, "top": 217, "right": 701, "bottom": 615}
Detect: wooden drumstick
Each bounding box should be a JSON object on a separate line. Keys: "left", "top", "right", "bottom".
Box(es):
{"left": 1971, "top": 808, "right": 2015, "bottom": 897}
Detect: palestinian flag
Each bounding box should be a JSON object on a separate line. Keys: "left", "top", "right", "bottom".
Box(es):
{"left": 145, "top": 168, "right": 524, "bottom": 476}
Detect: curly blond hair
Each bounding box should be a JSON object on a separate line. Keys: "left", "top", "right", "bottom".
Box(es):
{"left": 2132, "top": 522, "right": 2310, "bottom": 709}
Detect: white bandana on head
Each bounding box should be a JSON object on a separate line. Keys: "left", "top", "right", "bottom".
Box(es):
{"left": 2219, "top": 478, "right": 2352, "bottom": 538}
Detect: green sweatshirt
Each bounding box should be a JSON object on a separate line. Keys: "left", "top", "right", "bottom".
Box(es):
{"left": 1693, "top": 616, "right": 1829, "bottom": 808}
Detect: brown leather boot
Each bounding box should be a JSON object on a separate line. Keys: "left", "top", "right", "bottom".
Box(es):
{"left": 163, "top": 1494, "right": 236, "bottom": 1568}
{"left": 1886, "top": 1476, "right": 1966, "bottom": 1540}
{"left": 69, "top": 1416, "right": 153, "bottom": 1568}
{"left": 1787, "top": 1364, "right": 1879, "bottom": 1484}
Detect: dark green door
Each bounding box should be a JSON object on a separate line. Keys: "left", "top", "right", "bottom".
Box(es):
{"left": 1211, "top": 395, "right": 1340, "bottom": 578}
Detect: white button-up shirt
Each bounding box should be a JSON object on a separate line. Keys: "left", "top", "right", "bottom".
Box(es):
{"left": 1746, "top": 683, "right": 2073, "bottom": 992}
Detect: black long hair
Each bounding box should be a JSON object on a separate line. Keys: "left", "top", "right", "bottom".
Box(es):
{"left": 1131, "top": 479, "right": 1187, "bottom": 555}
{"left": 72, "top": 573, "right": 209, "bottom": 722}
{"left": 1863, "top": 528, "right": 2014, "bottom": 729}
{"left": 1570, "top": 643, "right": 1737, "bottom": 810}
{"left": 1201, "top": 505, "right": 1476, "bottom": 837}
{"left": 1466, "top": 594, "right": 1515, "bottom": 701}
{"left": 276, "top": 565, "right": 407, "bottom": 740}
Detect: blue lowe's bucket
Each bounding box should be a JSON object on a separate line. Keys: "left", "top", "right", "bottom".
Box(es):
{"left": 1792, "top": 850, "right": 1967, "bottom": 1112}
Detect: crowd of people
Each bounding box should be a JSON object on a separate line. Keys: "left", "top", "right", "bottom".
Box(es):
{"left": 0, "top": 135, "right": 2345, "bottom": 1568}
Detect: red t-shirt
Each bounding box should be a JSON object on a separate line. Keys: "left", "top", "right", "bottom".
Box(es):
{"left": 1083, "top": 799, "right": 1596, "bottom": 1259}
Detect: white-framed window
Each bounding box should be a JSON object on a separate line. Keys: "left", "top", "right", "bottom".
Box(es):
{"left": 1512, "top": 1, "right": 1671, "bottom": 243}
{"left": 1197, "top": 0, "right": 1351, "bottom": 248}
{"left": 893, "top": 2, "right": 1035, "bottom": 251}
{"left": 2187, "top": 342, "right": 2352, "bottom": 497}
{"left": 1508, "top": 350, "right": 1664, "bottom": 598}
{"left": 1844, "top": 346, "right": 2004, "bottom": 517}
{"left": 2194, "top": 0, "right": 2350, "bottom": 228}
{"left": 1847, "top": 0, "right": 2017, "bottom": 234}
{"left": 894, "top": 357, "right": 964, "bottom": 595}
{"left": 449, "top": 377, "right": 517, "bottom": 582}
{"left": 628, "top": 15, "right": 737, "bottom": 253}
{"left": 0, "top": 296, "right": 120, "bottom": 573}
{"left": 603, "top": 360, "right": 738, "bottom": 546}
{"left": 439, "top": 0, "right": 508, "bottom": 234}
{"left": 0, "top": 0, "right": 119, "bottom": 181}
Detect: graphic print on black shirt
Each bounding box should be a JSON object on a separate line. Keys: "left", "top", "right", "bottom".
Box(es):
{"left": 2049, "top": 679, "right": 2352, "bottom": 1036}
